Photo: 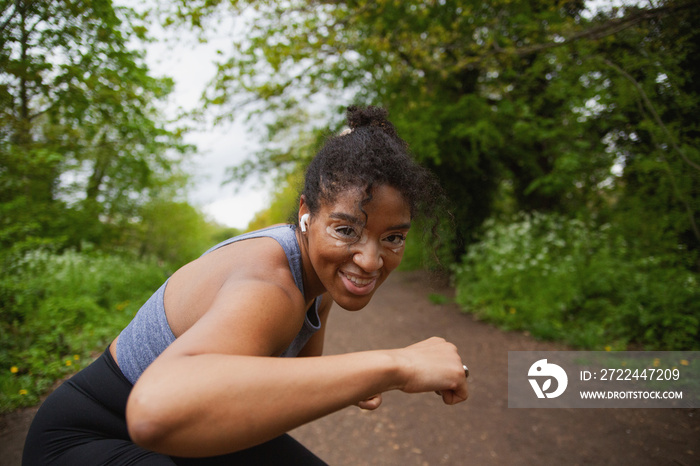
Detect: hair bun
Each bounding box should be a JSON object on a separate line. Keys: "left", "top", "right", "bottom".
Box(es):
{"left": 346, "top": 105, "right": 402, "bottom": 142}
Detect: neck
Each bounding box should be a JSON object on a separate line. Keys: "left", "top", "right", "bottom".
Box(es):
{"left": 295, "top": 226, "right": 325, "bottom": 305}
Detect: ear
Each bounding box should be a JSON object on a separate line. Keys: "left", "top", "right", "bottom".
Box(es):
{"left": 298, "top": 196, "right": 310, "bottom": 231}
{"left": 298, "top": 195, "right": 309, "bottom": 216}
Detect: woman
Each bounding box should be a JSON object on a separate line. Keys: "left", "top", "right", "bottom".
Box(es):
{"left": 23, "top": 106, "right": 469, "bottom": 465}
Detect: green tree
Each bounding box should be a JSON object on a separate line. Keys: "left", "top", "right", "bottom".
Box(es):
{"left": 0, "top": 0, "right": 191, "bottom": 251}
{"left": 133, "top": 198, "right": 219, "bottom": 266}
{"left": 167, "top": 0, "right": 699, "bottom": 263}
{"left": 591, "top": 3, "right": 700, "bottom": 260}
{"left": 247, "top": 170, "right": 303, "bottom": 231}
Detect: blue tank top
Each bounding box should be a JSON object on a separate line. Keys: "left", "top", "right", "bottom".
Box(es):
{"left": 116, "top": 225, "right": 322, "bottom": 384}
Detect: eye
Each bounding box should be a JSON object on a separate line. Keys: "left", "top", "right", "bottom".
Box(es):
{"left": 335, "top": 226, "right": 359, "bottom": 239}
{"left": 384, "top": 233, "right": 407, "bottom": 247}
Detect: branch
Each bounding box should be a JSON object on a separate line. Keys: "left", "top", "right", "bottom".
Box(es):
{"left": 600, "top": 57, "right": 700, "bottom": 172}
{"left": 0, "top": 0, "right": 21, "bottom": 37}
{"left": 493, "top": 1, "right": 699, "bottom": 58}
{"left": 662, "top": 158, "right": 700, "bottom": 244}
{"left": 599, "top": 56, "right": 700, "bottom": 243}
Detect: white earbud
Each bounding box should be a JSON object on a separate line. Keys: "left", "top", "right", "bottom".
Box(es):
{"left": 300, "top": 213, "right": 310, "bottom": 232}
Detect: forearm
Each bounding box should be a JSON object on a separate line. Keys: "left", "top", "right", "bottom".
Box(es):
{"left": 126, "top": 350, "right": 401, "bottom": 457}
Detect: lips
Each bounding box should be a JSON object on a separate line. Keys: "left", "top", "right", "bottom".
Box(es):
{"left": 344, "top": 273, "right": 374, "bottom": 287}
{"left": 339, "top": 270, "right": 378, "bottom": 296}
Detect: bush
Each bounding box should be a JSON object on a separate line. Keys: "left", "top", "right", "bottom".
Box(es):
{"left": 453, "top": 212, "right": 699, "bottom": 350}
{"left": 399, "top": 216, "right": 456, "bottom": 271}
{"left": 0, "top": 248, "right": 168, "bottom": 412}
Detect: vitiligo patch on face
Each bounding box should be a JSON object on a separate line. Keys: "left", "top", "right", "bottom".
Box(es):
{"left": 325, "top": 225, "right": 406, "bottom": 255}
{"left": 327, "top": 226, "right": 352, "bottom": 247}
{"left": 326, "top": 226, "right": 369, "bottom": 247}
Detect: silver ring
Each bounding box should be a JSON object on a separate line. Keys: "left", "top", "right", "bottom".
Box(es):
{"left": 463, "top": 364, "right": 469, "bottom": 379}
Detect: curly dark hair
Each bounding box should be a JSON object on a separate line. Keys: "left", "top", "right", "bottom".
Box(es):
{"left": 302, "top": 106, "right": 444, "bottom": 227}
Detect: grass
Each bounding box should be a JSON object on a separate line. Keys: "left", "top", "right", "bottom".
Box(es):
{"left": 0, "top": 248, "right": 169, "bottom": 413}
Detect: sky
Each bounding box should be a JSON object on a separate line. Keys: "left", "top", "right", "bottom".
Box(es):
{"left": 141, "top": 13, "right": 269, "bottom": 230}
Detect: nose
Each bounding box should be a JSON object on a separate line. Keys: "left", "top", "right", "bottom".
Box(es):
{"left": 352, "top": 240, "right": 384, "bottom": 272}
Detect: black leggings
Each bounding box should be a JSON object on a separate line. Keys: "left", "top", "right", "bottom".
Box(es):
{"left": 23, "top": 348, "right": 327, "bottom": 465}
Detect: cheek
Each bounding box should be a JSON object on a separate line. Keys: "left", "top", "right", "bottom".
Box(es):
{"left": 314, "top": 237, "right": 352, "bottom": 266}
{"left": 384, "top": 249, "right": 404, "bottom": 271}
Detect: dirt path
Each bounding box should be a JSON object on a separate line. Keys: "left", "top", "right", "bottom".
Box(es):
{"left": 2, "top": 270, "right": 698, "bottom": 465}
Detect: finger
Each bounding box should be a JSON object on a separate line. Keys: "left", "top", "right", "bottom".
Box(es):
{"left": 441, "top": 383, "right": 469, "bottom": 405}
{"left": 358, "top": 394, "right": 382, "bottom": 410}
{"left": 358, "top": 400, "right": 379, "bottom": 410}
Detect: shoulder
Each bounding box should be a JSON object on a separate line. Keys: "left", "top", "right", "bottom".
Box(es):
{"left": 182, "top": 227, "right": 299, "bottom": 291}
{"left": 164, "top": 228, "right": 305, "bottom": 339}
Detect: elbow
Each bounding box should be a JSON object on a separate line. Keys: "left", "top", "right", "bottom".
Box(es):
{"left": 126, "top": 389, "right": 173, "bottom": 452}
{"left": 127, "top": 417, "right": 164, "bottom": 452}
{"left": 128, "top": 419, "right": 162, "bottom": 452}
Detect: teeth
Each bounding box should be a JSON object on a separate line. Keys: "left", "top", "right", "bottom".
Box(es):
{"left": 344, "top": 273, "right": 374, "bottom": 287}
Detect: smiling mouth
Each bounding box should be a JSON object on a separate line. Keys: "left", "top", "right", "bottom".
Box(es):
{"left": 345, "top": 274, "right": 374, "bottom": 286}
{"left": 339, "top": 271, "right": 378, "bottom": 294}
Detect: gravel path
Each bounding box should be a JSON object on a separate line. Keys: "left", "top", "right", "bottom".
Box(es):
{"left": 2, "top": 270, "right": 698, "bottom": 465}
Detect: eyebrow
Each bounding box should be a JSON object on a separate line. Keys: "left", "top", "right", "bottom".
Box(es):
{"left": 329, "top": 212, "right": 411, "bottom": 231}
{"left": 329, "top": 212, "right": 363, "bottom": 225}
{"left": 389, "top": 222, "right": 412, "bottom": 231}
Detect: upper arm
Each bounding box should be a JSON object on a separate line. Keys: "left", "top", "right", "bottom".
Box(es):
{"left": 160, "top": 278, "right": 307, "bottom": 361}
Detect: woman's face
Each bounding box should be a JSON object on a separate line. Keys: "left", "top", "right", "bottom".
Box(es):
{"left": 300, "top": 184, "right": 411, "bottom": 311}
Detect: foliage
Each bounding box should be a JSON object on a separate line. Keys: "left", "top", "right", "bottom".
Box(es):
{"left": 209, "top": 225, "right": 245, "bottom": 245}
{"left": 241, "top": 122, "right": 329, "bottom": 232}
{"left": 453, "top": 213, "right": 699, "bottom": 350}
{"left": 131, "top": 198, "right": 221, "bottom": 266}
{"left": 0, "top": 248, "right": 168, "bottom": 412}
{"left": 246, "top": 170, "right": 302, "bottom": 231}
{"left": 0, "top": 0, "right": 192, "bottom": 251}
{"left": 166, "top": 0, "right": 699, "bottom": 259}
{"left": 398, "top": 215, "right": 456, "bottom": 271}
